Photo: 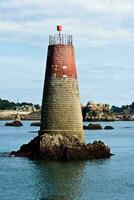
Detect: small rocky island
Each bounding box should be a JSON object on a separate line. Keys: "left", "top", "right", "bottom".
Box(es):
{"left": 84, "top": 123, "right": 114, "bottom": 130}
{"left": 10, "top": 134, "right": 111, "bottom": 160}
{"left": 30, "top": 122, "right": 40, "bottom": 126}
{"left": 84, "top": 123, "right": 103, "bottom": 130}
{"left": 5, "top": 113, "right": 23, "bottom": 127}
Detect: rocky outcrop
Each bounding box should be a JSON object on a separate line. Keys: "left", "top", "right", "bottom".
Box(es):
{"left": 82, "top": 101, "right": 118, "bottom": 121}
{"left": 30, "top": 122, "right": 41, "bottom": 127}
{"left": 5, "top": 113, "right": 23, "bottom": 127}
{"left": 101, "top": 116, "right": 117, "bottom": 121}
{"left": 5, "top": 120, "right": 23, "bottom": 127}
{"left": 104, "top": 126, "right": 114, "bottom": 130}
{"left": 84, "top": 123, "right": 103, "bottom": 130}
{"left": 122, "top": 115, "right": 134, "bottom": 121}
{"left": 21, "top": 110, "right": 41, "bottom": 120}
{"left": 10, "top": 134, "right": 111, "bottom": 160}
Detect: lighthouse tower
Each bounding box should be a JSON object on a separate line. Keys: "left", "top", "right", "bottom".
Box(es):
{"left": 40, "top": 25, "right": 84, "bottom": 142}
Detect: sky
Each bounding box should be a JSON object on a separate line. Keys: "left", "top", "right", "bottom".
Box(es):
{"left": 0, "top": 0, "right": 134, "bottom": 106}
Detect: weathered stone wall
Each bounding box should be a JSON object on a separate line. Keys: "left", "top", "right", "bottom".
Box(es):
{"left": 40, "top": 44, "right": 84, "bottom": 142}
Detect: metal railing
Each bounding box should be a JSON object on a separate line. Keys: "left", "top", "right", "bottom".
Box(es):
{"left": 49, "top": 34, "right": 73, "bottom": 45}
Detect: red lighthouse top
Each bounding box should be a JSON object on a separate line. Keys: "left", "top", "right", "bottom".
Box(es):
{"left": 57, "top": 25, "right": 63, "bottom": 32}
{"left": 49, "top": 25, "right": 72, "bottom": 45}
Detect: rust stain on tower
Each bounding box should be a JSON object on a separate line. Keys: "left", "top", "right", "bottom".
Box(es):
{"left": 40, "top": 25, "right": 84, "bottom": 142}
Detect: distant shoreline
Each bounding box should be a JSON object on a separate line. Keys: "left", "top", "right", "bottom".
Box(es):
{"left": 1, "top": 98, "right": 134, "bottom": 122}
{"left": 0, "top": 109, "right": 41, "bottom": 121}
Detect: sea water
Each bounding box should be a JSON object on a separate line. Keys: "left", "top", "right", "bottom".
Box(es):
{"left": 0, "top": 121, "right": 134, "bottom": 200}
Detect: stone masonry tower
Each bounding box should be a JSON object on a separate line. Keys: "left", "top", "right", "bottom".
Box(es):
{"left": 40, "top": 25, "right": 84, "bottom": 142}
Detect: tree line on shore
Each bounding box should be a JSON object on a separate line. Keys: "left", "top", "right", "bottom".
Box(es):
{"left": 0, "top": 98, "right": 40, "bottom": 110}
{"left": 111, "top": 103, "right": 134, "bottom": 115}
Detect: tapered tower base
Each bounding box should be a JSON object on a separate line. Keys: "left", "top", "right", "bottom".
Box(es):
{"left": 39, "top": 76, "right": 84, "bottom": 141}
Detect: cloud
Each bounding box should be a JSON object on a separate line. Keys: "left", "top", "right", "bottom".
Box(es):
{"left": 0, "top": 0, "right": 134, "bottom": 47}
